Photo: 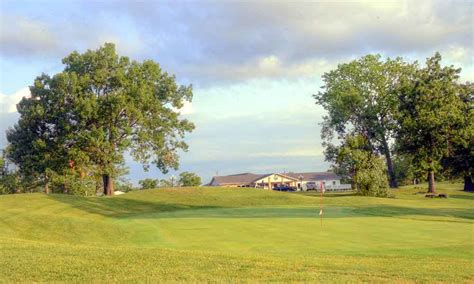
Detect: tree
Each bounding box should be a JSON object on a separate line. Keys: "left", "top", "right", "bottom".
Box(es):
{"left": 392, "top": 153, "right": 419, "bottom": 186}
{"left": 6, "top": 77, "right": 72, "bottom": 194}
{"left": 396, "top": 53, "right": 465, "bottom": 193}
{"left": 159, "top": 178, "right": 174, "bottom": 188}
{"left": 315, "top": 55, "right": 413, "bottom": 188}
{"left": 178, "top": 172, "right": 201, "bottom": 187}
{"left": 7, "top": 43, "right": 194, "bottom": 195}
{"left": 115, "top": 178, "right": 135, "bottom": 192}
{"left": 441, "top": 82, "right": 474, "bottom": 191}
{"left": 139, "top": 178, "right": 159, "bottom": 190}
{"left": 326, "top": 134, "right": 390, "bottom": 197}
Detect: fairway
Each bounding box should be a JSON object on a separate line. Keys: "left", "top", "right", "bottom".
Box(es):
{"left": 1, "top": 183, "right": 473, "bottom": 282}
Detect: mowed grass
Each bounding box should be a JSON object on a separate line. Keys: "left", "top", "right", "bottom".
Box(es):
{"left": 0, "top": 183, "right": 473, "bottom": 282}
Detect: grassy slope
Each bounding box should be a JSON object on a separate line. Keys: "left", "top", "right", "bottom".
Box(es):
{"left": 0, "top": 183, "right": 472, "bottom": 282}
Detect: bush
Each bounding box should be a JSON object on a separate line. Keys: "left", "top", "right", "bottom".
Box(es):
{"left": 116, "top": 180, "right": 135, "bottom": 192}
{"left": 335, "top": 135, "right": 392, "bottom": 198}
{"left": 0, "top": 173, "right": 41, "bottom": 194}
{"left": 354, "top": 154, "right": 392, "bottom": 198}
{"left": 50, "top": 173, "right": 97, "bottom": 196}
{"left": 178, "top": 172, "right": 201, "bottom": 187}
{"left": 139, "top": 178, "right": 159, "bottom": 190}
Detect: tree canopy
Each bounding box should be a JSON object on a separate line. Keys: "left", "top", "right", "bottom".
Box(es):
{"left": 178, "top": 172, "right": 201, "bottom": 187}
{"left": 396, "top": 53, "right": 466, "bottom": 193}
{"left": 315, "top": 54, "right": 413, "bottom": 188}
{"left": 7, "top": 43, "right": 194, "bottom": 195}
{"left": 318, "top": 53, "right": 472, "bottom": 194}
{"left": 139, "top": 178, "right": 159, "bottom": 190}
{"left": 440, "top": 83, "right": 474, "bottom": 191}
{"left": 326, "top": 134, "right": 390, "bottom": 197}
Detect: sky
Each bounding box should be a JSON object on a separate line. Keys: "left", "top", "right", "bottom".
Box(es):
{"left": 0, "top": 0, "right": 472, "bottom": 185}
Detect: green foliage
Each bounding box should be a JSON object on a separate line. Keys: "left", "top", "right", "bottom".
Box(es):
{"left": 139, "top": 178, "right": 159, "bottom": 190}
{"left": 159, "top": 178, "right": 174, "bottom": 188}
{"left": 115, "top": 179, "right": 135, "bottom": 192}
{"left": 0, "top": 152, "right": 39, "bottom": 194}
{"left": 353, "top": 155, "right": 391, "bottom": 198}
{"left": 396, "top": 53, "right": 466, "bottom": 191}
{"left": 440, "top": 82, "right": 474, "bottom": 190}
{"left": 392, "top": 153, "right": 419, "bottom": 186}
{"left": 316, "top": 54, "right": 413, "bottom": 188}
{"left": 331, "top": 135, "right": 390, "bottom": 197}
{"left": 6, "top": 77, "right": 70, "bottom": 190}
{"left": 0, "top": 173, "right": 21, "bottom": 194}
{"left": 178, "top": 171, "right": 201, "bottom": 187}
{"left": 6, "top": 43, "right": 194, "bottom": 195}
{"left": 50, "top": 172, "right": 97, "bottom": 196}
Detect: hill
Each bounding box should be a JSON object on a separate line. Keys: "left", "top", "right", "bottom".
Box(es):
{"left": 0, "top": 183, "right": 473, "bottom": 282}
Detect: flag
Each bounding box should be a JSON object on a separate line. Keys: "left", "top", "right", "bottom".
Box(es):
{"left": 319, "top": 209, "right": 323, "bottom": 215}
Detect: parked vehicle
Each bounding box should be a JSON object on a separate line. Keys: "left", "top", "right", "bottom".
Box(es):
{"left": 305, "top": 182, "right": 317, "bottom": 190}
{"left": 272, "top": 185, "right": 296, "bottom": 192}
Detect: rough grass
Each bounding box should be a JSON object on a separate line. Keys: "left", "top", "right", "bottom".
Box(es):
{"left": 0, "top": 182, "right": 473, "bottom": 282}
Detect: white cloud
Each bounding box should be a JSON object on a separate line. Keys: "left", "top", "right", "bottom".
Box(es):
{"left": 252, "top": 148, "right": 324, "bottom": 158}
{"left": 0, "top": 16, "right": 59, "bottom": 57}
{"left": 182, "top": 56, "right": 337, "bottom": 83}
{"left": 0, "top": 87, "right": 30, "bottom": 114}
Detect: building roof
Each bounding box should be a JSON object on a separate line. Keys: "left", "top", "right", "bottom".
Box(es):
{"left": 209, "top": 171, "right": 340, "bottom": 185}
{"left": 210, "top": 173, "right": 267, "bottom": 185}
{"left": 285, "top": 172, "right": 340, "bottom": 181}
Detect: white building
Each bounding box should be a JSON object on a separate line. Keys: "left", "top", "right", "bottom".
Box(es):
{"left": 208, "top": 172, "right": 351, "bottom": 191}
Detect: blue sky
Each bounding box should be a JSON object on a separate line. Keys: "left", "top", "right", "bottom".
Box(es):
{"left": 0, "top": 0, "right": 472, "bottom": 184}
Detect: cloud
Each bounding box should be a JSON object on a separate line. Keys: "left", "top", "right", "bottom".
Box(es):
{"left": 0, "top": 16, "right": 59, "bottom": 58}
{"left": 0, "top": 87, "right": 30, "bottom": 114}
{"left": 180, "top": 56, "right": 337, "bottom": 84}
{"left": 0, "top": 112, "right": 19, "bottom": 148}
{"left": 252, "top": 148, "right": 324, "bottom": 158}
{"left": 0, "top": 12, "right": 147, "bottom": 60}
{"left": 1, "top": 0, "right": 471, "bottom": 84}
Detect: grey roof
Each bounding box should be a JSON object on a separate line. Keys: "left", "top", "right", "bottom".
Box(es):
{"left": 209, "top": 171, "right": 338, "bottom": 186}
{"left": 209, "top": 173, "right": 267, "bottom": 185}
{"left": 285, "top": 172, "right": 340, "bottom": 181}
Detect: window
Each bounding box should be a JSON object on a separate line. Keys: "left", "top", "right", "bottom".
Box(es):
{"left": 333, "top": 181, "right": 336, "bottom": 185}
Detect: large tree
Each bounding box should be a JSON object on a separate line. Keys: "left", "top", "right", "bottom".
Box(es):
{"left": 6, "top": 74, "right": 72, "bottom": 194}
{"left": 315, "top": 55, "right": 412, "bottom": 188}
{"left": 7, "top": 43, "right": 194, "bottom": 195}
{"left": 396, "top": 53, "right": 465, "bottom": 193}
{"left": 441, "top": 82, "right": 474, "bottom": 191}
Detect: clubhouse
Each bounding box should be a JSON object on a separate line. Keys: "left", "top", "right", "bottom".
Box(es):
{"left": 208, "top": 172, "right": 352, "bottom": 191}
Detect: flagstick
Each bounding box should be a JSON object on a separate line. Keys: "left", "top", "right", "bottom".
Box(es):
{"left": 319, "top": 183, "right": 324, "bottom": 227}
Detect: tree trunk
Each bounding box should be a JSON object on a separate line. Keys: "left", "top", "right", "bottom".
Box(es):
{"left": 428, "top": 171, "right": 436, "bottom": 193}
{"left": 102, "top": 174, "right": 114, "bottom": 196}
{"left": 44, "top": 181, "right": 49, "bottom": 194}
{"left": 464, "top": 176, "right": 474, "bottom": 192}
{"left": 381, "top": 138, "right": 398, "bottom": 188}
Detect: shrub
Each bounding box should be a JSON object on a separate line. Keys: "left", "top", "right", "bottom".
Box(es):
{"left": 335, "top": 135, "right": 392, "bottom": 198}
{"left": 50, "top": 173, "right": 97, "bottom": 196}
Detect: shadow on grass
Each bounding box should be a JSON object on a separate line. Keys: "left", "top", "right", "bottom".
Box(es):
{"left": 353, "top": 205, "right": 474, "bottom": 221}
{"left": 297, "top": 192, "right": 358, "bottom": 198}
{"left": 48, "top": 194, "right": 474, "bottom": 222}
{"left": 450, "top": 194, "right": 474, "bottom": 200}
{"left": 47, "top": 194, "right": 222, "bottom": 218}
